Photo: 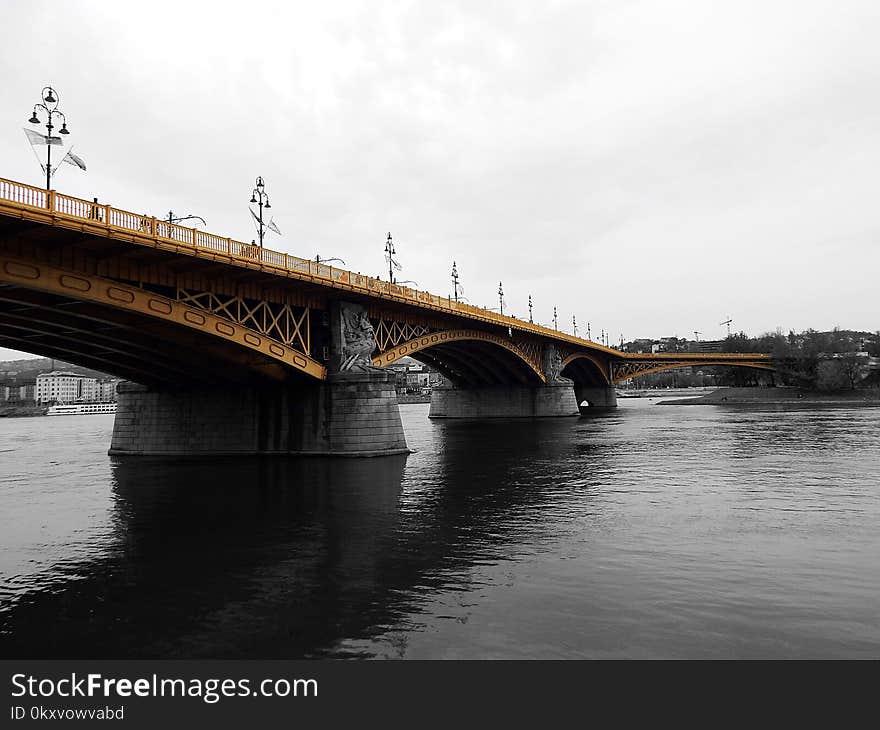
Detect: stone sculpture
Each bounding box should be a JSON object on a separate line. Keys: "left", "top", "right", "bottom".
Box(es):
{"left": 338, "top": 303, "right": 383, "bottom": 371}
{"left": 542, "top": 344, "right": 569, "bottom": 383}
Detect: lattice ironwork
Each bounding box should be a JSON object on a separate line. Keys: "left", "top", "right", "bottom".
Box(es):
{"left": 611, "top": 358, "right": 772, "bottom": 383}
{"left": 177, "top": 288, "right": 309, "bottom": 354}
{"left": 371, "top": 318, "right": 433, "bottom": 353}
{"left": 511, "top": 336, "right": 544, "bottom": 374}
{"left": 612, "top": 360, "right": 670, "bottom": 382}
{"left": 370, "top": 329, "right": 546, "bottom": 381}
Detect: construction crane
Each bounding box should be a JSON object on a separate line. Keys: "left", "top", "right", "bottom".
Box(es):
{"left": 720, "top": 317, "right": 733, "bottom": 337}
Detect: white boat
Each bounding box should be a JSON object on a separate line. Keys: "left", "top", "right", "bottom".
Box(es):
{"left": 46, "top": 402, "right": 118, "bottom": 416}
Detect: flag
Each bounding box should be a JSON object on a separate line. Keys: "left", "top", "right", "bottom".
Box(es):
{"left": 250, "top": 209, "right": 281, "bottom": 236}
{"left": 61, "top": 149, "right": 87, "bottom": 171}
{"left": 23, "top": 128, "right": 63, "bottom": 146}
{"left": 386, "top": 255, "right": 402, "bottom": 271}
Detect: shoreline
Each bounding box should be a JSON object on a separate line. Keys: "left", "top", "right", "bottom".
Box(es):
{"left": 656, "top": 386, "right": 880, "bottom": 406}
{"left": 0, "top": 406, "right": 46, "bottom": 418}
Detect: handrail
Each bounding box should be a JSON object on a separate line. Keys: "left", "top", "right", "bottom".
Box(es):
{"left": 0, "top": 175, "right": 770, "bottom": 362}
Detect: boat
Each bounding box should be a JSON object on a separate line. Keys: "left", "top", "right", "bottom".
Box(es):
{"left": 45, "top": 402, "right": 118, "bottom": 416}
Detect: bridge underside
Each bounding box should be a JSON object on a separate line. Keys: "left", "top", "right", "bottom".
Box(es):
{"left": 406, "top": 344, "right": 543, "bottom": 387}
{"left": 0, "top": 283, "right": 296, "bottom": 388}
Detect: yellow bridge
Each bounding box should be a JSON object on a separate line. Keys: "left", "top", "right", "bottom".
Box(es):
{"left": 0, "top": 176, "right": 772, "bottom": 456}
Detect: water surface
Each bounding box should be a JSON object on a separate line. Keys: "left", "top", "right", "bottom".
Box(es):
{"left": 1, "top": 400, "right": 878, "bottom": 658}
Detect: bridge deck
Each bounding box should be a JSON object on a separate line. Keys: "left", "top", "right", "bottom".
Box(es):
{"left": 0, "top": 176, "right": 768, "bottom": 368}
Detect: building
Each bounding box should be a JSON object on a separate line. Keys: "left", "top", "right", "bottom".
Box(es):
{"left": 688, "top": 340, "right": 724, "bottom": 353}
{"left": 387, "top": 357, "right": 443, "bottom": 394}
{"left": 99, "top": 379, "right": 120, "bottom": 401}
{"left": 35, "top": 371, "right": 99, "bottom": 405}
{"left": 2, "top": 380, "right": 36, "bottom": 403}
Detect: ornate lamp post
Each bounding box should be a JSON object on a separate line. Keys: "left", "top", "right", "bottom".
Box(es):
{"left": 498, "top": 282, "right": 505, "bottom": 316}
{"left": 528, "top": 295, "right": 533, "bottom": 323}
{"left": 451, "top": 260, "right": 460, "bottom": 302}
{"left": 573, "top": 315, "right": 578, "bottom": 338}
{"left": 553, "top": 306, "right": 558, "bottom": 331}
{"left": 28, "top": 85, "right": 70, "bottom": 190}
{"left": 384, "top": 232, "right": 396, "bottom": 282}
{"left": 249, "top": 177, "right": 271, "bottom": 247}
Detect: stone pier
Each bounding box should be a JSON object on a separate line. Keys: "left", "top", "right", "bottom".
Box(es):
{"left": 573, "top": 384, "right": 618, "bottom": 411}
{"left": 428, "top": 382, "right": 580, "bottom": 419}
{"left": 109, "top": 371, "right": 409, "bottom": 457}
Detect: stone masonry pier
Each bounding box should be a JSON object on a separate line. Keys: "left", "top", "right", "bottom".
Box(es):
{"left": 429, "top": 382, "right": 580, "bottom": 418}
{"left": 109, "top": 371, "right": 409, "bottom": 457}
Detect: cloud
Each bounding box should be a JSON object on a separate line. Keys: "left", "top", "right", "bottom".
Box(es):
{"left": 0, "top": 0, "right": 877, "bottom": 362}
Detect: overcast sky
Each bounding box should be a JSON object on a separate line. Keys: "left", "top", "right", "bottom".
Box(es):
{"left": 1, "top": 0, "right": 878, "bottom": 361}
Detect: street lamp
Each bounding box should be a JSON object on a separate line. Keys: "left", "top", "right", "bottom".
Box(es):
{"left": 28, "top": 85, "right": 70, "bottom": 190}
{"left": 451, "top": 260, "right": 460, "bottom": 302}
{"left": 249, "top": 176, "right": 271, "bottom": 247}
{"left": 384, "top": 232, "right": 396, "bottom": 282}
{"left": 498, "top": 282, "right": 504, "bottom": 316}
{"left": 573, "top": 315, "right": 578, "bottom": 338}
{"left": 528, "top": 295, "right": 533, "bottom": 323}
{"left": 316, "top": 255, "right": 346, "bottom": 265}
{"left": 553, "top": 306, "right": 558, "bottom": 331}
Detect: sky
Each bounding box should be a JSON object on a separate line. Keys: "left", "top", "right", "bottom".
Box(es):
{"left": 1, "top": 0, "right": 878, "bottom": 361}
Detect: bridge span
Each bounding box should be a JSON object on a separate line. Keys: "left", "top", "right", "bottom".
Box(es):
{"left": 0, "top": 177, "right": 773, "bottom": 455}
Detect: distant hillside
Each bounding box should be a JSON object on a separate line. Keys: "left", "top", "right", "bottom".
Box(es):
{"left": 0, "top": 358, "right": 111, "bottom": 382}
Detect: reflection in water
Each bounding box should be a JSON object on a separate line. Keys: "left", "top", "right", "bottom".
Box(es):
{"left": 2, "top": 455, "right": 407, "bottom": 658}
{"left": 1, "top": 401, "right": 879, "bottom": 658}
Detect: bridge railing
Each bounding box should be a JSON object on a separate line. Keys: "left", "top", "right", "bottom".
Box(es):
{"left": 0, "top": 175, "right": 772, "bottom": 361}
{"left": 0, "top": 178, "right": 49, "bottom": 210}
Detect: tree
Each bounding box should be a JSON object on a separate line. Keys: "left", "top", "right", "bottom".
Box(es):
{"left": 837, "top": 353, "right": 866, "bottom": 389}
{"left": 815, "top": 360, "right": 849, "bottom": 391}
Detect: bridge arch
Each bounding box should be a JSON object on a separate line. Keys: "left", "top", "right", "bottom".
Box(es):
{"left": 560, "top": 352, "right": 611, "bottom": 386}
{"left": 0, "top": 254, "right": 327, "bottom": 386}
{"left": 611, "top": 359, "right": 774, "bottom": 384}
{"left": 372, "top": 329, "right": 546, "bottom": 387}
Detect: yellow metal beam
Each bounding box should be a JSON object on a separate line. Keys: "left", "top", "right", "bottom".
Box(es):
{"left": 611, "top": 360, "right": 774, "bottom": 384}
{"left": 0, "top": 253, "right": 327, "bottom": 380}
{"left": 372, "top": 328, "right": 546, "bottom": 383}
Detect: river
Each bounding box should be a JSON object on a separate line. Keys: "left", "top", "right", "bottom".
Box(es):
{"left": 1, "top": 399, "right": 878, "bottom": 658}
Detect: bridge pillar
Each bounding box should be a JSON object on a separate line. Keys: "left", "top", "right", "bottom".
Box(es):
{"left": 573, "top": 384, "right": 617, "bottom": 411}
{"left": 109, "top": 371, "right": 409, "bottom": 457}
{"left": 428, "top": 382, "right": 579, "bottom": 419}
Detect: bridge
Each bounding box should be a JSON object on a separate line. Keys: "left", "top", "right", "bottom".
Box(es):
{"left": 0, "top": 176, "right": 773, "bottom": 456}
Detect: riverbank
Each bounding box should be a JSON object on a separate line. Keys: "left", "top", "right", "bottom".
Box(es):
{"left": 397, "top": 393, "right": 431, "bottom": 404}
{"left": 617, "top": 386, "right": 718, "bottom": 399}
{"left": 0, "top": 405, "right": 46, "bottom": 418}
{"left": 657, "top": 386, "right": 880, "bottom": 406}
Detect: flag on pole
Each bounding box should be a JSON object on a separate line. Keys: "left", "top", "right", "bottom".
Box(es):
{"left": 249, "top": 208, "right": 261, "bottom": 229}
{"left": 61, "top": 149, "right": 87, "bottom": 171}
{"left": 23, "top": 128, "right": 63, "bottom": 146}
{"left": 250, "top": 209, "right": 282, "bottom": 236}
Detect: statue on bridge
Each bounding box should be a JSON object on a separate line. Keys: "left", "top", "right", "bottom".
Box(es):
{"left": 334, "top": 301, "right": 384, "bottom": 372}
{"left": 542, "top": 344, "right": 569, "bottom": 383}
